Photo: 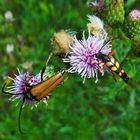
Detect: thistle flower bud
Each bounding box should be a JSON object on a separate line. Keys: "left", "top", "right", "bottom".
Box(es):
{"left": 52, "top": 30, "right": 74, "bottom": 54}
{"left": 126, "top": 9, "right": 140, "bottom": 43}
{"left": 107, "top": 0, "right": 125, "bottom": 25}
{"left": 129, "top": 9, "right": 140, "bottom": 20}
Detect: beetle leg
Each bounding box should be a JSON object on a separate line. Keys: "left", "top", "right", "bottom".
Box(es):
{"left": 109, "top": 69, "right": 117, "bottom": 82}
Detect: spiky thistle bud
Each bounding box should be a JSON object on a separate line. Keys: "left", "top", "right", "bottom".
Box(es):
{"left": 107, "top": 0, "right": 125, "bottom": 25}
{"left": 126, "top": 9, "right": 140, "bottom": 43}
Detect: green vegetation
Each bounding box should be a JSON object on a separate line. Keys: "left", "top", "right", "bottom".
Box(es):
{"left": 0, "top": 0, "right": 140, "bottom": 139}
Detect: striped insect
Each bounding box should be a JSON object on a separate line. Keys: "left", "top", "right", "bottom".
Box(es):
{"left": 95, "top": 40, "right": 129, "bottom": 83}
{"left": 2, "top": 67, "right": 65, "bottom": 133}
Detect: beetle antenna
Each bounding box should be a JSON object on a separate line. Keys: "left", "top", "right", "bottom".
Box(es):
{"left": 41, "top": 67, "right": 46, "bottom": 81}
{"left": 99, "top": 37, "right": 118, "bottom": 52}
{"left": 2, "top": 83, "right": 25, "bottom": 96}
{"left": 2, "top": 83, "right": 19, "bottom": 95}
{"left": 99, "top": 40, "right": 112, "bottom": 52}
{"left": 18, "top": 97, "right": 25, "bottom": 134}
{"left": 41, "top": 52, "right": 53, "bottom": 81}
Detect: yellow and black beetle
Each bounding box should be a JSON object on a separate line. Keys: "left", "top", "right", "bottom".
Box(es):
{"left": 96, "top": 40, "right": 129, "bottom": 83}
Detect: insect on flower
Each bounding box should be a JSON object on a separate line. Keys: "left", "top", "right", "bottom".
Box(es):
{"left": 63, "top": 32, "right": 129, "bottom": 83}
{"left": 63, "top": 34, "right": 112, "bottom": 83}
{"left": 86, "top": 15, "right": 129, "bottom": 83}
{"left": 2, "top": 67, "right": 65, "bottom": 133}
{"left": 95, "top": 40, "right": 129, "bottom": 83}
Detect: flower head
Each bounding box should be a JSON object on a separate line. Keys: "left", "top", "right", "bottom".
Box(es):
{"left": 7, "top": 69, "right": 47, "bottom": 107}
{"left": 129, "top": 9, "right": 140, "bottom": 20}
{"left": 63, "top": 35, "right": 111, "bottom": 83}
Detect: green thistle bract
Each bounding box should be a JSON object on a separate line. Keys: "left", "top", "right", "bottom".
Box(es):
{"left": 107, "top": 0, "right": 125, "bottom": 25}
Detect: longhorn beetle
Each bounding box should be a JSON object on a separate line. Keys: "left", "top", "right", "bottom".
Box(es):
{"left": 95, "top": 40, "right": 129, "bottom": 83}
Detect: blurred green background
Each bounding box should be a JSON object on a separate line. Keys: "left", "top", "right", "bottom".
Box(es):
{"left": 0, "top": 0, "right": 140, "bottom": 139}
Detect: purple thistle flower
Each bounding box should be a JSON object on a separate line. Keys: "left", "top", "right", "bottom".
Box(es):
{"left": 63, "top": 35, "right": 111, "bottom": 83}
{"left": 7, "top": 69, "right": 47, "bottom": 107}
{"left": 129, "top": 9, "right": 140, "bottom": 20}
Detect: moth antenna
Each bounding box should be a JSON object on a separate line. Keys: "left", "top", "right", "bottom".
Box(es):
{"left": 18, "top": 97, "right": 25, "bottom": 134}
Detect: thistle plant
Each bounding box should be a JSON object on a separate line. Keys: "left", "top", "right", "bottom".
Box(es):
{"left": 1, "top": 1, "right": 140, "bottom": 138}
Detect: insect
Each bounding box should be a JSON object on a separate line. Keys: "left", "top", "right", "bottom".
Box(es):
{"left": 95, "top": 40, "right": 129, "bottom": 83}
{"left": 2, "top": 67, "right": 65, "bottom": 133}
